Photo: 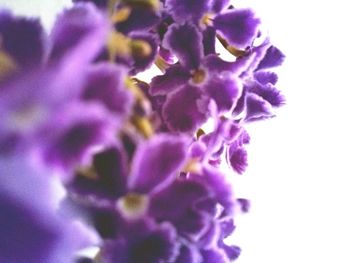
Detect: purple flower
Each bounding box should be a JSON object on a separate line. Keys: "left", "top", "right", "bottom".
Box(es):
{"left": 0, "top": 1, "right": 285, "bottom": 262}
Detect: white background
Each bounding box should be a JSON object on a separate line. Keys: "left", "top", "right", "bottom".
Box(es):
{"left": 1, "top": 0, "right": 350, "bottom": 262}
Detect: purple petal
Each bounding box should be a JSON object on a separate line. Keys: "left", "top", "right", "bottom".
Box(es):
{"left": 254, "top": 71, "right": 278, "bottom": 85}
{"left": 228, "top": 146, "right": 248, "bottom": 174}
{"left": 0, "top": 10, "right": 45, "bottom": 67}
{"left": 211, "top": 0, "right": 230, "bottom": 13}
{"left": 81, "top": 63, "right": 133, "bottom": 117}
{"left": 101, "top": 220, "right": 179, "bottom": 263}
{"left": 162, "top": 84, "right": 209, "bottom": 133}
{"left": 249, "top": 81, "right": 285, "bottom": 107}
{"left": 150, "top": 178, "right": 212, "bottom": 238}
{"left": 201, "top": 248, "right": 229, "bottom": 263}
{"left": 219, "top": 243, "right": 241, "bottom": 261}
{"left": 175, "top": 245, "right": 202, "bottom": 263}
{"left": 163, "top": 23, "right": 204, "bottom": 69}
{"left": 49, "top": 3, "right": 108, "bottom": 64}
{"left": 203, "top": 54, "right": 255, "bottom": 76}
{"left": 214, "top": 9, "right": 260, "bottom": 49}
{"left": 165, "top": 0, "right": 211, "bottom": 23}
{"left": 245, "top": 93, "right": 274, "bottom": 122}
{"left": 203, "top": 26, "right": 217, "bottom": 55}
{"left": 150, "top": 64, "right": 191, "bottom": 95}
{"left": 190, "top": 166, "right": 235, "bottom": 215}
{"left": 256, "top": 45, "right": 285, "bottom": 71}
{"left": 37, "top": 103, "right": 115, "bottom": 174}
{"left": 203, "top": 75, "right": 242, "bottom": 113}
{"left": 128, "top": 134, "right": 188, "bottom": 193}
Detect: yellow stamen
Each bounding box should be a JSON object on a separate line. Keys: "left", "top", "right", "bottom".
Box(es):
{"left": 183, "top": 158, "right": 202, "bottom": 174}
{"left": 217, "top": 34, "right": 248, "bottom": 57}
{"left": 0, "top": 50, "right": 17, "bottom": 81}
{"left": 130, "top": 39, "right": 152, "bottom": 58}
{"left": 191, "top": 68, "right": 207, "bottom": 84}
{"left": 196, "top": 128, "right": 206, "bottom": 139}
{"left": 117, "top": 193, "right": 149, "bottom": 220}
{"left": 154, "top": 54, "right": 170, "bottom": 73}
{"left": 76, "top": 166, "right": 98, "bottom": 180}
{"left": 107, "top": 31, "right": 131, "bottom": 61}
{"left": 201, "top": 13, "right": 214, "bottom": 27}
{"left": 110, "top": 6, "right": 132, "bottom": 23}
{"left": 131, "top": 115, "right": 154, "bottom": 138}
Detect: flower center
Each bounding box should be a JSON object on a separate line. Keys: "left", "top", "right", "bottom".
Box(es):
{"left": 191, "top": 68, "right": 207, "bottom": 84}
{"left": 117, "top": 193, "right": 149, "bottom": 220}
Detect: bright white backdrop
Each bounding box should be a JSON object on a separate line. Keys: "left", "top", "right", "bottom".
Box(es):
{"left": 1, "top": 0, "right": 350, "bottom": 262}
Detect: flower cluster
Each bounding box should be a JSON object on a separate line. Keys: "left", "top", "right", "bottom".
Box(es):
{"left": 0, "top": 0, "right": 285, "bottom": 262}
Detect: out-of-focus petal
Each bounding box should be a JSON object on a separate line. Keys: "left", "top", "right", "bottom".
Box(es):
{"left": 81, "top": 63, "right": 133, "bottom": 117}
{"left": 128, "top": 134, "right": 188, "bottom": 193}
{"left": 49, "top": 3, "right": 108, "bottom": 64}
{"left": 37, "top": 103, "right": 116, "bottom": 175}
{"left": 0, "top": 10, "right": 45, "bottom": 67}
